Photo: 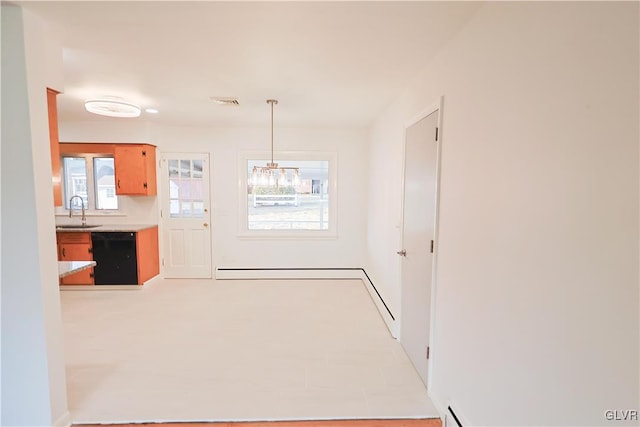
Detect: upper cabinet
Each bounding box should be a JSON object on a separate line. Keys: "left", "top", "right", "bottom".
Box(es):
{"left": 114, "top": 144, "right": 157, "bottom": 196}
{"left": 47, "top": 88, "right": 62, "bottom": 206}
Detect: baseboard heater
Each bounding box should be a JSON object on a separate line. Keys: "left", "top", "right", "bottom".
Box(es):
{"left": 446, "top": 405, "right": 463, "bottom": 427}
{"left": 216, "top": 267, "right": 395, "bottom": 321}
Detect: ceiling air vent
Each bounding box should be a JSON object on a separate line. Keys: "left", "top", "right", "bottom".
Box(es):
{"left": 210, "top": 97, "right": 239, "bottom": 106}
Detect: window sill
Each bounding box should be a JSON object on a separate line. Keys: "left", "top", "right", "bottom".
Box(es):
{"left": 54, "top": 209, "right": 127, "bottom": 217}
{"left": 237, "top": 231, "right": 337, "bottom": 240}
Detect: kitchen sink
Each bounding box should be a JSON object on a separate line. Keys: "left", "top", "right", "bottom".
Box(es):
{"left": 56, "top": 225, "right": 102, "bottom": 229}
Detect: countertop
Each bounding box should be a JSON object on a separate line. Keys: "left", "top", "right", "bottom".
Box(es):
{"left": 58, "top": 261, "right": 96, "bottom": 278}
{"left": 55, "top": 224, "right": 157, "bottom": 232}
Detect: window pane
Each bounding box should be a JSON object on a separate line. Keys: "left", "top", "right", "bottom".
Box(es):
{"left": 193, "top": 201, "right": 204, "bottom": 217}
{"left": 169, "top": 179, "right": 180, "bottom": 198}
{"left": 247, "top": 160, "right": 329, "bottom": 231}
{"left": 94, "top": 157, "right": 118, "bottom": 209}
{"left": 167, "top": 158, "right": 205, "bottom": 219}
{"left": 181, "top": 201, "right": 192, "bottom": 217}
{"left": 168, "top": 160, "right": 179, "bottom": 177}
{"left": 170, "top": 199, "right": 180, "bottom": 217}
{"left": 171, "top": 180, "right": 203, "bottom": 204}
{"left": 193, "top": 160, "right": 203, "bottom": 179}
{"left": 180, "top": 160, "right": 191, "bottom": 178}
{"left": 63, "top": 157, "right": 88, "bottom": 209}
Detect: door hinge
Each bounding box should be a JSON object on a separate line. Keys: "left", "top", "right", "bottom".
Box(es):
{"left": 427, "top": 346, "right": 430, "bottom": 359}
{"left": 430, "top": 240, "right": 434, "bottom": 253}
{"left": 160, "top": 209, "right": 163, "bottom": 218}
{"left": 162, "top": 258, "right": 165, "bottom": 266}
{"left": 435, "top": 127, "right": 439, "bottom": 142}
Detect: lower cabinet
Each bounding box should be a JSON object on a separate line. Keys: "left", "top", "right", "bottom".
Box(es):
{"left": 136, "top": 226, "right": 160, "bottom": 284}
{"left": 57, "top": 226, "right": 159, "bottom": 286}
{"left": 57, "top": 232, "right": 94, "bottom": 285}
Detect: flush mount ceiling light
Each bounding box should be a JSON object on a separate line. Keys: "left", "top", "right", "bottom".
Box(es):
{"left": 84, "top": 97, "right": 141, "bottom": 118}
{"left": 250, "top": 99, "right": 300, "bottom": 188}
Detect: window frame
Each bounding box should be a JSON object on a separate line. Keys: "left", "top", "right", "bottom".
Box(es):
{"left": 56, "top": 152, "right": 122, "bottom": 216}
{"left": 238, "top": 151, "right": 338, "bottom": 238}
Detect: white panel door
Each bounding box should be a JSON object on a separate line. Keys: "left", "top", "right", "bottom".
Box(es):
{"left": 400, "top": 109, "right": 439, "bottom": 386}
{"left": 160, "top": 153, "right": 212, "bottom": 278}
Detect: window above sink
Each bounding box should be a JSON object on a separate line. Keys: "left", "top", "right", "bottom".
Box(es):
{"left": 62, "top": 155, "right": 119, "bottom": 213}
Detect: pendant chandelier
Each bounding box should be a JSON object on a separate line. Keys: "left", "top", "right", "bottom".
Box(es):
{"left": 250, "top": 99, "right": 300, "bottom": 188}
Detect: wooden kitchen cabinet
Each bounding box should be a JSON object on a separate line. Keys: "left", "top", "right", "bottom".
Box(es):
{"left": 114, "top": 144, "right": 157, "bottom": 196}
{"left": 57, "top": 227, "right": 158, "bottom": 286}
{"left": 57, "top": 232, "right": 94, "bottom": 285}
{"left": 136, "top": 226, "right": 160, "bottom": 284}
{"left": 47, "top": 88, "right": 62, "bottom": 207}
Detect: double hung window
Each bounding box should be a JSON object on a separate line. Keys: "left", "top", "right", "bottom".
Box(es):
{"left": 62, "top": 154, "right": 118, "bottom": 211}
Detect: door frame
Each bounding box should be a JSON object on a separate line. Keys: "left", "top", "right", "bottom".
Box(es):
{"left": 398, "top": 96, "right": 444, "bottom": 390}
{"left": 159, "top": 152, "right": 213, "bottom": 279}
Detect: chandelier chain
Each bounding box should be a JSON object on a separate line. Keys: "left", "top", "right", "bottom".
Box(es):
{"left": 251, "top": 99, "right": 299, "bottom": 188}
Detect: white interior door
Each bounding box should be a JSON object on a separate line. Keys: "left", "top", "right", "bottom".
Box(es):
{"left": 400, "top": 109, "right": 440, "bottom": 386}
{"left": 160, "top": 153, "right": 212, "bottom": 278}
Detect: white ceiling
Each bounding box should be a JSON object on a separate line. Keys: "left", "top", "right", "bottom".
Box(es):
{"left": 21, "top": 1, "right": 481, "bottom": 128}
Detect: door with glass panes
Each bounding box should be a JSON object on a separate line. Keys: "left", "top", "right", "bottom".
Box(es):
{"left": 160, "top": 153, "right": 211, "bottom": 278}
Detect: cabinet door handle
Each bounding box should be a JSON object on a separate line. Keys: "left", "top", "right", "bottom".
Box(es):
{"left": 117, "top": 179, "right": 121, "bottom": 189}
{"left": 62, "top": 248, "right": 66, "bottom": 258}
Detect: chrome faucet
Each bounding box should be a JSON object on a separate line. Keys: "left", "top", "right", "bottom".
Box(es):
{"left": 69, "top": 195, "right": 87, "bottom": 226}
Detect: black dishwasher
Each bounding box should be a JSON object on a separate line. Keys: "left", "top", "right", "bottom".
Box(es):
{"left": 91, "top": 232, "right": 138, "bottom": 285}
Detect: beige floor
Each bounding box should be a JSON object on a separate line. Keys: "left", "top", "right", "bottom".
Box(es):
{"left": 61, "top": 279, "right": 438, "bottom": 424}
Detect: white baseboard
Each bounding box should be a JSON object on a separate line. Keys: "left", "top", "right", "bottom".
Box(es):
{"left": 444, "top": 402, "right": 469, "bottom": 427}
{"left": 53, "top": 410, "right": 71, "bottom": 427}
{"left": 216, "top": 267, "right": 397, "bottom": 337}
{"left": 428, "top": 396, "right": 470, "bottom": 427}
{"left": 359, "top": 271, "right": 398, "bottom": 338}
{"left": 216, "top": 268, "right": 362, "bottom": 280}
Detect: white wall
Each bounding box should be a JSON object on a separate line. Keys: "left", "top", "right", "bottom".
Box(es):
{"left": 1, "top": 5, "right": 69, "bottom": 426}
{"left": 366, "top": 2, "right": 639, "bottom": 426}
{"left": 60, "top": 122, "right": 369, "bottom": 270}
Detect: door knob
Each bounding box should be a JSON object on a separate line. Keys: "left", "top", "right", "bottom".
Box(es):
{"left": 203, "top": 223, "right": 209, "bottom": 227}
{"left": 397, "top": 249, "right": 406, "bottom": 256}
